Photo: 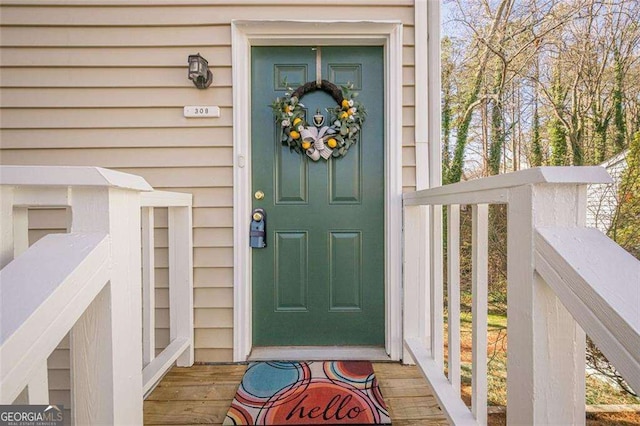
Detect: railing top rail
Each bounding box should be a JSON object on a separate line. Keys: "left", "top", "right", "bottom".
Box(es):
{"left": 535, "top": 226, "right": 640, "bottom": 393}
{"left": 0, "top": 165, "right": 152, "bottom": 192}
{"left": 404, "top": 166, "right": 612, "bottom": 206}
{"left": 0, "top": 232, "right": 109, "bottom": 345}
{"left": 0, "top": 232, "right": 111, "bottom": 403}
{"left": 141, "top": 190, "right": 193, "bottom": 208}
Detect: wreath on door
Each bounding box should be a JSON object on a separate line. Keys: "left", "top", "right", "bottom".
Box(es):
{"left": 271, "top": 80, "right": 366, "bottom": 161}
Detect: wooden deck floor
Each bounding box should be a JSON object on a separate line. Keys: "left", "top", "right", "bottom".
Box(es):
{"left": 144, "top": 362, "right": 450, "bottom": 425}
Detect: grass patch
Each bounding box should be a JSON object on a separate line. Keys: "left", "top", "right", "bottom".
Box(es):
{"left": 445, "top": 301, "right": 639, "bottom": 408}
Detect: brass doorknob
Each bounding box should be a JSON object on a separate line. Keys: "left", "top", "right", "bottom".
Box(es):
{"left": 253, "top": 211, "right": 263, "bottom": 221}
{"left": 254, "top": 190, "right": 265, "bottom": 200}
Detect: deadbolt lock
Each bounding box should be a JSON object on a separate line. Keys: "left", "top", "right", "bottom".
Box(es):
{"left": 254, "top": 190, "right": 265, "bottom": 200}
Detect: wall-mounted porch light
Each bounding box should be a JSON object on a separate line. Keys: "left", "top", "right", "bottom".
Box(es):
{"left": 188, "top": 53, "right": 213, "bottom": 89}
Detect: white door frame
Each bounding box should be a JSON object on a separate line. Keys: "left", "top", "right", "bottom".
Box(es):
{"left": 231, "top": 20, "right": 404, "bottom": 362}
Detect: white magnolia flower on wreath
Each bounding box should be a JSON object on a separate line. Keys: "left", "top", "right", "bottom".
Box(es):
{"left": 348, "top": 99, "right": 354, "bottom": 107}
{"left": 282, "top": 119, "right": 290, "bottom": 127}
{"left": 297, "top": 125, "right": 304, "bottom": 132}
{"left": 348, "top": 115, "right": 355, "bottom": 121}
{"left": 350, "top": 108, "right": 357, "bottom": 114}
{"left": 334, "top": 120, "right": 341, "bottom": 127}
{"left": 288, "top": 111, "right": 293, "bottom": 116}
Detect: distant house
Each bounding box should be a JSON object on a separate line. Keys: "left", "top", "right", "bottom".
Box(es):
{"left": 587, "top": 150, "right": 629, "bottom": 232}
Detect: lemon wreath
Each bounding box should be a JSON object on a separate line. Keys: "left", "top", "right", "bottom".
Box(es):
{"left": 271, "top": 80, "right": 366, "bottom": 161}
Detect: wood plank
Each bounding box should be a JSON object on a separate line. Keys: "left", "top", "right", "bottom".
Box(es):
{"left": 0, "top": 127, "right": 232, "bottom": 149}
{"left": 1, "top": 6, "right": 415, "bottom": 26}
{"left": 194, "top": 349, "right": 234, "bottom": 363}
{"left": 115, "top": 167, "right": 232, "bottom": 188}
{"left": 144, "top": 400, "right": 230, "bottom": 425}
{"left": 1, "top": 46, "right": 231, "bottom": 67}
{"left": 143, "top": 363, "right": 449, "bottom": 425}
{"left": 375, "top": 378, "right": 434, "bottom": 398}
{"left": 193, "top": 228, "right": 233, "bottom": 247}
{"left": 194, "top": 247, "right": 233, "bottom": 268}
{"left": 373, "top": 363, "right": 427, "bottom": 379}
{"left": 155, "top": 208, "right": 233, "bottom": 228}
{"left": 392, "top": 421, "right": 450, "bottom": 426}
{"left": 193, "top": 268, "right": 233, "bottom": 288}
{"left": 0, "top": 25, "right": 231, "bottom": 47}
{"left": 385, "top": 396, "right": 447, "bottom": 421}
{"left": 1, "top": 148, "right": 233, "bottom": 168}
{"left": 194, "top": 328, "right": 233, "bottom": 349}
{"left": 154, "top": 247, "right": 233, "bottom": 268}
{"left": 146, "top": 383, "right": 239, "bottom": 401}
{"left": 193, "top": 288, "right": 233, "bottom": 309}
{"left": 0, "top": 107, "right": 233, "bottom": 129}
{"left": 194, "top": 308, "right": 233, "bottom": 329}
{"left": 0, "top": 67, "right": 233, "bottom": 88}
{"left": 158, "top": 189, "right": 233, "bottom": 209}
{"left": 2, "top": 0, "right": 414, "bottom": 6}
{"left": 47, "top": 349, "right": 69, "bottom": 370}
{"left": 159, "top": 365, "right": 246, "bottom": 383}
{"left": 0, "top": 87, "right": 232, "bottom": 108}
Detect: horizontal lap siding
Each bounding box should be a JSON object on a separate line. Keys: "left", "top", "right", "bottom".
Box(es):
{"left": 0, "top": 0, "right": 417, "bottom": 378}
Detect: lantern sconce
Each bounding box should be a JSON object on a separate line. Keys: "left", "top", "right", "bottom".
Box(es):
{"left": 188, "top": 53, "right": 213, "bottom": 89}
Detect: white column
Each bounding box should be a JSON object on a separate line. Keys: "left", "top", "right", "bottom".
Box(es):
{"left": 70, "top": 187, "right": 143, "bottom": 425}
{"left": 507, "top": 184, "right": 586, "bottom": 425}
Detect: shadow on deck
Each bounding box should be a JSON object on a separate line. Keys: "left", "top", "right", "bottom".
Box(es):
{"left": 144, "top": 363, "right": 450, "bottom": 425}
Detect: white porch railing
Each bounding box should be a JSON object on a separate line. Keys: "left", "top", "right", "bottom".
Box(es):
{"left": 0, "top": 166, "right": 193, "bottom": 424}
{"left": 402, "top": 166, "right": 640, "bottom": 425}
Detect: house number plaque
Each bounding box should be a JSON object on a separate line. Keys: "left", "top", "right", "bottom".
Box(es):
{"left": 183, "top": 106, "right": 220, "bottom": 118}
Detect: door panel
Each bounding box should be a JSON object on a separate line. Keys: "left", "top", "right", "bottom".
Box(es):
{"left": 251, "top": 46, "right": 384, "bottom": 346}
{"left": 274, "top": 231, "right": 308, "bottom": 311}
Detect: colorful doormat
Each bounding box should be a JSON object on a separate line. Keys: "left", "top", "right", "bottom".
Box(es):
{"left": 223, "top": 361, "right": 392, "bottom": 425}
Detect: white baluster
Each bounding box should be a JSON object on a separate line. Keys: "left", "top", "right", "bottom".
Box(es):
{"left": 142, "top": 207, "right": 156, "bottom": 366}
{"left": 447, "top": 204, "right": 461, "bottom": 394}
{"left": 471, "top": 204, "right": 488, "bottom": 425}
{"left": 168, "top": 206, "right": 194, "bottom": 367}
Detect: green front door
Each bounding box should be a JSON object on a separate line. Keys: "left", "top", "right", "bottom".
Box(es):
{"left": 251, "top": 46, "right": 384, "bottom": 346}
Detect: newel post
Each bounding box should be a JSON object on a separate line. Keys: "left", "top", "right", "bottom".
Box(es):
{"left": 507, "top": 183, "right": 587, "bottom": 425}
{"left": 69, "top": 186, "right": 144, "bottom": 425}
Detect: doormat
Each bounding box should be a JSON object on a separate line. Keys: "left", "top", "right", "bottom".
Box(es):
{"left": 223, "top": 361, "right": 392, "bottom": 425}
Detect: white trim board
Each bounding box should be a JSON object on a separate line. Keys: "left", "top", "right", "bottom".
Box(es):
{"left": 249, "top": 347, "right": 391, "bottom": 362}
{"left": 231, "top": 20, "right": 404, "bottom": 362}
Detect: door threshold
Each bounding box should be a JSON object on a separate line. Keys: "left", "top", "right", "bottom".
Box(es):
{"left": 248, "top": 346, "right": 391, "bottom": 361}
